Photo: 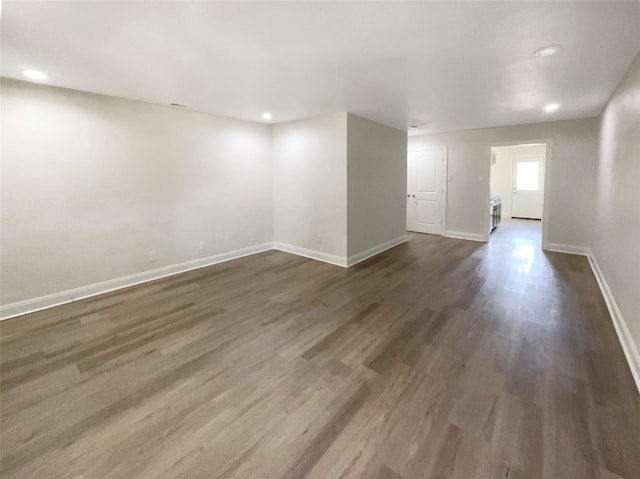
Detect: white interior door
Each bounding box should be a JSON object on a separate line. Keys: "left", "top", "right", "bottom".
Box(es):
{"left": 407, "top": 149, "right": 446, "bottom": 235}
{"left": 512, "top": 156, "right": 544, "bottom": 219}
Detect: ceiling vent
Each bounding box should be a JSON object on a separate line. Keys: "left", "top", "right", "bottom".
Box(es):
{"left": 408, "top": 121, "right": 430, "bottom": 130}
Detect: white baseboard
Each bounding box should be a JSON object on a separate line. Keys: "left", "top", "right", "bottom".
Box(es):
{"left": 5, "top": 236, "right": 638, "bottom": 396}
{"left": 0, "top": 242, "right": 273, "bottom": 321}
{"left": 444, "top": 230, "right": 486, "bottom": 242}
{"left": 272, "top": 242, "right": 348, "bottom": 268}
{"left": 587, "top": 252, "right": 640, "bottom": 394}
{"left": 347, "top": 235, "right": 408, "bottom": 267}
{"left": 540, "top": 242, "right": 639, "bottom": 394}
{"left": 545, "top": 242, "right": 591, "bottom": 256}
{"left": 1, "top": 238, "right": 398, "bottom": 321}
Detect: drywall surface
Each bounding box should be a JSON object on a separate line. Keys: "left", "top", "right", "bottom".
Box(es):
{"left": 409, "top": 117, "right": 598, "bottom": 246}
{"left": 592, "top": 53, "right": 640, "bottom": 355}
{"left": 346, "top": 114, "right": 407, "bottom": 258}
{"left": 1, "top": 78, "right": 273, "bottom": 305}
{"left": 272, "top": 113, "right": 348, "bottom": 259}
{"left": 491, "top": 144, "right": 547, "bottom": 218}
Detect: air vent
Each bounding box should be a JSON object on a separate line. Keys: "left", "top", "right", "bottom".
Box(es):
{"left": 408, "top": 121, "right": 430, "bottom": 130}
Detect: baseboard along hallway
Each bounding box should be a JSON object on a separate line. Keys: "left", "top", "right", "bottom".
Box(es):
{"left": 1, "top": 221, "right": 638, "bottom": 478}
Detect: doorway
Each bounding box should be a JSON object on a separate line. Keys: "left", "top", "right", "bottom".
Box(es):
{"left": 407, "top": 148, "right": 447, "bottom": 235}
{"left": 489, "top": 143, "right": 548, "bottom": 240}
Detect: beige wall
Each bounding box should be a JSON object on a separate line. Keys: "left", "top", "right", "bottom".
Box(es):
{"left": 409, "top": 117, "right": 599, "bottom": 246}
{"left": 2, "top": 91, "right": 405, "bottom": 313}
{"left": 346, "top": 114, "right": 407, "bottom": 258}
{"left": 272, "top": 113, "right": 348, "bottom": 260}
{"left": 4, "top": 59, "right": 636, "bottom": 362}
{"left": 490, "top": 144, "right": 547, "bottom": 219}
{"left": 592, "top": 53, "right": 640, "bottom": 358}
{"left": 272, "top": 112, "right": 407, "bottom": 263}
{"left": 1, "top": 79, "right": 273, "bottom": 306}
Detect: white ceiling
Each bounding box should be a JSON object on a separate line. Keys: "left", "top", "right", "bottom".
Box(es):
{"left": 2, "top": 1, "right": 639, "bottom": 133}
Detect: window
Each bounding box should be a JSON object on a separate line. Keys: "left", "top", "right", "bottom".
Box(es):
{"left": 515, "top": 161, "right": 539, "bottom": 191}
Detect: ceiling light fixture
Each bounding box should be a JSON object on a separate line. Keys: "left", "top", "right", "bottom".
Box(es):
{"left": 544, "top": 103, "right": 559, "bottom": 112}
{"left": 22, "top": 69, "right": 47, "bottom": 80}
{"left": 533, "top": 45, "right": 561, "bottom": 57}
{"left": 262, "top": 112, "right": 272, "bottom": 120}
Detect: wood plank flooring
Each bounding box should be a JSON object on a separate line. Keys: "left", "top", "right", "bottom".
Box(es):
{"left": 1, "top": 219, "right": 639, "bottom": 479}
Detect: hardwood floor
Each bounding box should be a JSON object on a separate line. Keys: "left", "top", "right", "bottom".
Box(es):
{"left": 1, "top": 219, "right": 639, "bottom": 479}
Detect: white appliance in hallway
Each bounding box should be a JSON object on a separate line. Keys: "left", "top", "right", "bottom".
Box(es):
{"left": 512, "top": 156, "right": 545, "bottom": 219}
{"left": 407, "top": 148, "right": 447, "bottom": 235}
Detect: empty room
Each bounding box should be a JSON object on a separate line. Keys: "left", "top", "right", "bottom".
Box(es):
{"left": 1, "top": 1, "right": 640, "bottom": 478}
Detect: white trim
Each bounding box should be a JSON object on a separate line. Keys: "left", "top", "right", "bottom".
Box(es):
{"left": 544, "top": 243, "right": 591, "bottom": 256}
{"left": 347, "top": 235, "right": 408, "bottom": 267}
{"left": 442, "top": 147, "right": 449, "bottom": 234}
{"left": 272, "top": 242, "right": 348, "bottom": 267}
{"left": 1, "top": 238, "right": 405, "bottom": 321}
{"left": 444, "top": 230, "right": 486, "bottom": 242}
{"left": 3, "top": 235, "right": 639, "bottom": 397}
{"left": 0, "top": 242, "right": 273, "bottom": 321}
{"left": 587, "top": 252, "right": 640, "bottom": 394}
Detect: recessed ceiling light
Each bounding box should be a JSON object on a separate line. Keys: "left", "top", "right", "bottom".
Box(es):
{"left": 22, "top": 69, "right": 47, "bottom": 80}
{"left": 533, "top": 45, "right": 561, "bottom": 57}
{"left": 544, "top": 103, "right": 559, "bottom": 112}
{"left": 262, "top": 112, "right": 272, "bottom": 120}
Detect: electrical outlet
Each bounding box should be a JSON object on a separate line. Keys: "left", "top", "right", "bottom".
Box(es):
{"left": 148, "top": 250, "right": 157, "bottom": 263}
{"left": 199, "top": 241, "right": 205, "bottom": 251}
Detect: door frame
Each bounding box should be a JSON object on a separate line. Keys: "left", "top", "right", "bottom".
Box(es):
{"left": 407, "top": 147, "right": 448, "bottom": 235}
{"left": 486, "top": 139, "right": 552, "bottom": 250}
